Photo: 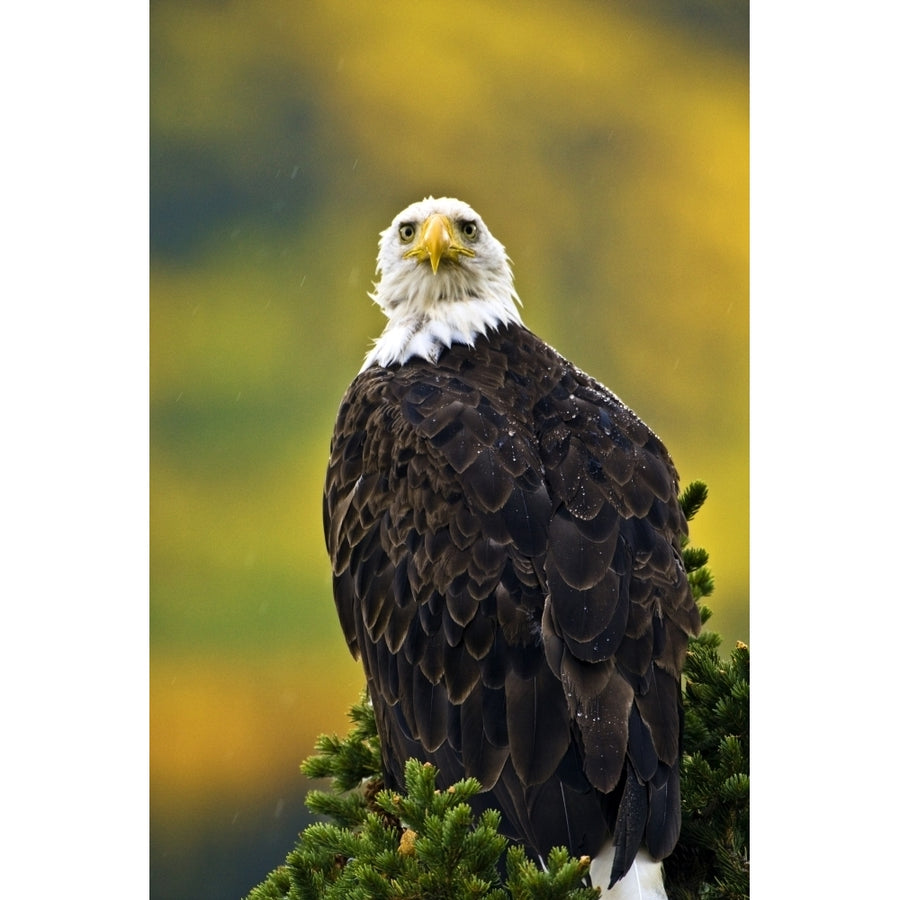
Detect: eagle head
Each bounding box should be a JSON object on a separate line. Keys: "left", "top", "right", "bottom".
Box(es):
{"left": 362, "top": 197, "right": 522, "bottom": 370}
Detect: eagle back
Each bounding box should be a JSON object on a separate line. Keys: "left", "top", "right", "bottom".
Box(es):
{"left": 323, "top": 322, "right": 700, "bottom": 870}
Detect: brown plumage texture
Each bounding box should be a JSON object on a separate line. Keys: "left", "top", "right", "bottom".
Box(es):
{"left": 324, "top": 319, "right": 701, "bottom": 883}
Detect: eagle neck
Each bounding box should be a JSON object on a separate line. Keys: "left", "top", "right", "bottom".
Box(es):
{"left": 361, "top": 283, "right": 522, "bottom": 371}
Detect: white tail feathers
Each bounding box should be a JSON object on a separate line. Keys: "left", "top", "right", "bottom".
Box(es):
{"left": 590, "top": 847, "right": 668, "bottom": 899}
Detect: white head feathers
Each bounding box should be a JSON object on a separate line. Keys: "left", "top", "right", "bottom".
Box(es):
{"left": 362, "top": 197, "right": 523, "bottom": 370}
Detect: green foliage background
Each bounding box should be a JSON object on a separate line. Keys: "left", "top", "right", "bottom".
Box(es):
{"left": 149, "top": 2, "right": 748, "bottom": 897}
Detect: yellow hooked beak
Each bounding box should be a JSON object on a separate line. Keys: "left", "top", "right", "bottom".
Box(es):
{"left": 403, "top": 214, "right": 476, "bottom": 274}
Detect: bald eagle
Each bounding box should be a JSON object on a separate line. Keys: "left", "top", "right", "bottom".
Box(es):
{"left": 324, "top": 197, "right": 701, "bottom": 898}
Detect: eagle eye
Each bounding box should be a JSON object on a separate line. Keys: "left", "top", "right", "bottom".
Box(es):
{"left": 398, "top": 223, "right": 416, "bottom": 243}
{"left": 460, "top": 220, "right": 478, "bottom": 240}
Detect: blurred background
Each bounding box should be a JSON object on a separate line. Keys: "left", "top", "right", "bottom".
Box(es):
{"left": 150, "top": 1, "right": 748, "bottom": 897}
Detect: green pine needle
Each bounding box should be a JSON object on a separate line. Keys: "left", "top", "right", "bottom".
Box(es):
{"left": 679, "top": 480, "right": 709, "bottom": 523}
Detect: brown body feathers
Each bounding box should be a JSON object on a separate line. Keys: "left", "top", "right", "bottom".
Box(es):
{"left": 324, "top": 320, "right": 700, "bottom": 883}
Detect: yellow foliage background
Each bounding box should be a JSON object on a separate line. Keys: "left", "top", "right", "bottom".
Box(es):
{"left": 150, "top": 2, "right": 747, "bottom": 897}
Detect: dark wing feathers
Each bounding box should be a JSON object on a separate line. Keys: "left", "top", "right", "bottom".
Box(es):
{"left": 646, "top": 764, "right": 682, "bottom": 859}
{"left": 323, "top": 323, "right": 700, "bottom": 874}
{"left": 578, "top": 674, "right": 635, "bottom": 793}
{"left": 504, "top": 664, "right": 571, "bottom": 786}
{"left": 611, "top": 763, "right": 651, "bottom": 885}
{"left": 547, "top": 506, "right": 618, "bottom": 591}
{"left": 460, "top": 684, "right": 511, "bottom": 788}
{"left": 500, "top": 484, "right": 552, "bottom": 556}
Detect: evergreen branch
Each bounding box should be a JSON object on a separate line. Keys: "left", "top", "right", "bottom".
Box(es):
{"left": 679, "top": 480, "right": 709, "bottom": 523}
